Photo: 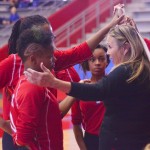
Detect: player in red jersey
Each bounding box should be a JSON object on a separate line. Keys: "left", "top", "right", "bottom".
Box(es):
{"left": 71, "top": 44, "right": 109, "bottom": 150}
{"left": 55, "top": 67, "right": 80, "bottom": 102}
{"left": 10, "top": 27, "right": 75, "bottom": 150}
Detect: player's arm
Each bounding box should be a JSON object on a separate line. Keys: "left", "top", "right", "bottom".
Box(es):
{"left": 71, "top": 101, "right": 86, "bottom": 149}
{"left": 0, "top": 117, "right": 12, "bottom": 135}
{"left": 73, "top": 125, "right": 87, "bottom": 150}
{"left": 59, "top": 96, "right": 76, "bottom": 118}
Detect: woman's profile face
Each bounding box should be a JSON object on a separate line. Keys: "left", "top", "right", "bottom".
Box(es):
{"left": 106, "top": 36, "right": 122, "bottom": 65}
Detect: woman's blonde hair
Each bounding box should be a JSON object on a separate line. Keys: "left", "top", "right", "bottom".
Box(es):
{"left": 108, "top": 25, "right": 150, "bottom": 83}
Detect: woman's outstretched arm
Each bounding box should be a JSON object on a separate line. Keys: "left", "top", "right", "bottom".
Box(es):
{"left": 24, "top": 63, "right": 72, "bottom": 93}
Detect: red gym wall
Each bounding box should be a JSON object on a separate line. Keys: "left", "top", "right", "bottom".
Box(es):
{"left": 48, "top": 0, "right": 89, "bottom": 31}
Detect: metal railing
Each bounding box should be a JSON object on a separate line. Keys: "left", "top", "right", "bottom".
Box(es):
{"left": 54, "top": 0, "right": 128, "bottom": 47}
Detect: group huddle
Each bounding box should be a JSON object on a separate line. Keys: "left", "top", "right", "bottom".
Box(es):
{"left": 0, "top": 3, "right": 150, "bottom": 150}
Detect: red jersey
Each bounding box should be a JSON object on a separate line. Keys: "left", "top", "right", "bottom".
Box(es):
{"left": 55, "top": 67, "right": 80, "bottom": 82}
{"left": 55, "top": 67, "right": 80, "bottom": 101}
{"left": 0, "top": 42, "right": 91, "bottom": 120}
{"left": 0, "top": 54, "right": 24, "bottom": 120}
{"left": 144, "top": 38, "right": 150, "bottom": 50}
{"left": 71, "top": 100, "right": 105, "bottom": 135}
{"left": 54, "top": 42, "right": 91, "bottom": 71}
{"left": 10, "top": 75, "right": 63, "bottom": 150}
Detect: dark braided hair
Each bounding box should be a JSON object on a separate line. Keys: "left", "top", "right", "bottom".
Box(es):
{"left": 8, "top": 15, "right": 49, "bottom": 54}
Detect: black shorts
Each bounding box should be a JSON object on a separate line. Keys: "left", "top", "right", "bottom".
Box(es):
{"left": 84, "top": 131, "right": 99, "bottom": 150}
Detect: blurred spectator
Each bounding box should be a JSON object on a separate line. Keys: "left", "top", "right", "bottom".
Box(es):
{"left": 0, "top": 17, "right": 9, "bottom": 27}
{"left": 1, "top": 0, "right": 19, "bottom": 7}
{"left": 32, "top": 0, "right": 39, "bottom": 7}
{"left": 19, "top": 0, "right": 32, "bottom": 8}
{"left": 0, "top": 18, "right": 4, "bottom": 25}
{"left": 1, "top": 6, "right": 20, "bottom": 26}
{"left": 19, "top": 0, "right": 39, "bottom": 8}
{"left": 0, "top": 0, "right": 39, "bottom": 7}
{"left": 10, "top": 0, "right": 19, "bottom": 8}
{"left": 9, "top": 6, "right": 20, "bottom": 23}
{"left": 0, "top": 17, "right": 5, "bottom": 28}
